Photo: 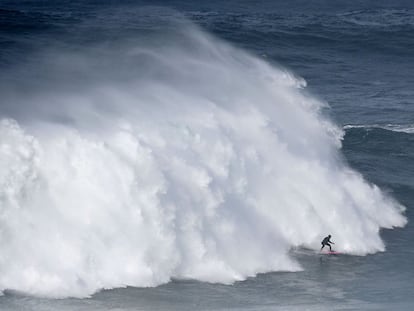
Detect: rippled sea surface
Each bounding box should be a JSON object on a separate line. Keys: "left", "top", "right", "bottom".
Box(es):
{"left": 0, "top": 0, "right": 413, "bottom": 310}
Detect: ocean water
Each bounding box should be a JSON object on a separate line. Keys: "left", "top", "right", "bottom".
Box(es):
{"left": 0, "top": 0, "right": 413, "bottom": 310}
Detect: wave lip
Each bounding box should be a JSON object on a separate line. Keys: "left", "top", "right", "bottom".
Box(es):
{"left": 0, "top": 20, "right": 407, "bottom": 298}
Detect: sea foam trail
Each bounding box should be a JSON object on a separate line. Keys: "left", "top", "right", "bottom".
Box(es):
{"left": 344, "top": 124, "right": 414, "bottom": 134}
{"left": 0, "top": 24, "right": 407, "bottom": 298}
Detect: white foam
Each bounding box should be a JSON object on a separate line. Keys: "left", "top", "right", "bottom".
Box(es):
{"left": 0, "top": 25, "right": 406, "bottom": 298}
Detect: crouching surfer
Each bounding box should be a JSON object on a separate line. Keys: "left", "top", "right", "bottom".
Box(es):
{"left": 320, "top": 234, "right": 335, "bottom": 252}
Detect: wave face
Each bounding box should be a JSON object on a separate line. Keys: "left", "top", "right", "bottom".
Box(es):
{"left": 0, "top": 19, "right": 407, "bottom": 297}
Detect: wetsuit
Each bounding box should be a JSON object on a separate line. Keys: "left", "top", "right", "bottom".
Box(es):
{"left": 321, "top": 236, "right": 333, "bottom": 251}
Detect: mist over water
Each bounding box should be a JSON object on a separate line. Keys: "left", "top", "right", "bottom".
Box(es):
{"left": 0, "top": 16, "right": 407, "bottom": 298}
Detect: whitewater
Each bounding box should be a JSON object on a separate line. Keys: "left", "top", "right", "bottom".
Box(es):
{"left": 0, "top": 22, "right": 406, "bottom": 298}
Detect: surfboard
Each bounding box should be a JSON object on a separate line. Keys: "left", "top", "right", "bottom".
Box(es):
{"left": 325, "top": 251, "right": 341, "bottom": 255}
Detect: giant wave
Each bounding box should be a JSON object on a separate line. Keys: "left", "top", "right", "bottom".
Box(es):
{"left": 0, "top": 20, "right": 406, "bottom": 298}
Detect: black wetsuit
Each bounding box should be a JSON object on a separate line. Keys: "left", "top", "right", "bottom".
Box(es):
{"left": 321, "top": 236, "right": 333, "bottom": 251}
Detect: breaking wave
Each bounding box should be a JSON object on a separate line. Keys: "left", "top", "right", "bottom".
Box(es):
{"left": 0, "top": 21, "right": 406, "bottom": 298}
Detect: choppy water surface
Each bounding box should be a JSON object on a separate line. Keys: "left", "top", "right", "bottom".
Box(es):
{"left": 0, "top": 0, "right": 413, "bottom": 309}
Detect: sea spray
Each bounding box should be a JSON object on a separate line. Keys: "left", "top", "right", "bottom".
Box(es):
{"left": 0, "top": 21, "right": 406, "bottom": 297}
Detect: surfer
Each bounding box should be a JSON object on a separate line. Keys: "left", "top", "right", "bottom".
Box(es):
{"left": 320, "top": 234, "right": 334, "bottom": 251}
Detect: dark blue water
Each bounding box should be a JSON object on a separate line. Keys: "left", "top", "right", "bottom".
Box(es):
{"left": 0, "top": 0, "right": 413, "bottom": 310}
